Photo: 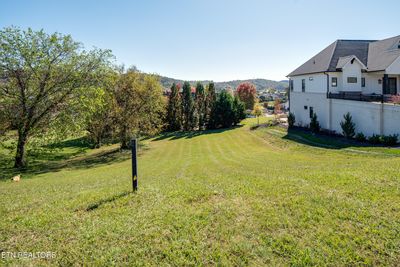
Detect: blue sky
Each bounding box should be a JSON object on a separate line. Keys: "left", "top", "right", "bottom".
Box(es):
{"left": 1, "top": 0, "right": 399, "bottom": 81}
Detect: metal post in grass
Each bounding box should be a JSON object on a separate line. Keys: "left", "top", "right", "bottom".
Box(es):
{"left": 131, "top": 138, "right": 138, "bottom": 191}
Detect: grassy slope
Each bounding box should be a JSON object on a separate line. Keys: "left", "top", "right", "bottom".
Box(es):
{"left": 1, "top": 118, "right": 400, "bottom": 266}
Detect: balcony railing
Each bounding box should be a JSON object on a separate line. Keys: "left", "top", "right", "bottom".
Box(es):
{"left": 327, "top": 92, "right": 387, "bottom": 102}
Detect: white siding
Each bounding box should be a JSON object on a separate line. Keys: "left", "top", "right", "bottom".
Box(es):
{"left": 330, "top": 100, "right": 381, "bottom": 136}
{"left": 341, "top": 60, "right": 362, "bottom": 91}
{"left": 386, "top": 56, "right": 400, "bottom": 74}
{"left": 291, "top": 73, "right": 327, "bottom": 93}
{"left": 290, "top": 92, "right": 329, "bottom": 128}
{"left": 362, "top": 73, "right": 382, "bottom": 94}
{"left": 329, "top": 72, "right": 342, "bottom": 93}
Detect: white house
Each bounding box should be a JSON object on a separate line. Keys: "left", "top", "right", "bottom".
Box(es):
{"left": 288, "top": 35, "right": 400, "bottom": 137}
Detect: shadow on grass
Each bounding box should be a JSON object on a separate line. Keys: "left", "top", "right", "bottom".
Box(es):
{"left": 0, "top": 146, "right": 131, "bottom": 181}
{"left": 84, "top": 191, "right": 133, "bottom": 212}
{"left": 283, "top": 127, "right": 384, "bottom": 150}
{"left": 45, "top": 136, "right": 92, "bottom": 149}
{"left": 154, "top": 125, "right": 243, "bottom": 141}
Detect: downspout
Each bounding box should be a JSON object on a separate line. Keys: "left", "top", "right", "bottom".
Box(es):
{"left": 325, "top": 72, "right": 332, "bottom": 131}
{"left": 380, "top": 74, "right": 388, "bottom": 135}
{"left": 325, "top": 72, "right": 330, "bottom": 97}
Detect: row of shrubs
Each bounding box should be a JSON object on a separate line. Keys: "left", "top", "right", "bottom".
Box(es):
{"left": 288, "top": 112, "right": 399, "bottom": 146}
{"left": 356, "top": 133, "right": 399, "bottom": 146}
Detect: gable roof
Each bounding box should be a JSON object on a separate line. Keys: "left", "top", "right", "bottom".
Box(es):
{"left": 336, "top": 55, "right": 367, "bottom": 69}
{"left": 288, "top": 36, "right": 400, "bottom": 77}
{"left": 287, "top": 41, "right": 337, "bottom": 77}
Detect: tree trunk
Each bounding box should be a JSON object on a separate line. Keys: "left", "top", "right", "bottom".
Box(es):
{"left": 120, "top": 125, "right": 129, "bottom": 149}
{"left": 14, "top": 131, "right": 28, "bottom": 168}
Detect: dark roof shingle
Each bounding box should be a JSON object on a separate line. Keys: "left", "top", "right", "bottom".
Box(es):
{"left": 288, "top": 36, "right": 400, "bottom": 76}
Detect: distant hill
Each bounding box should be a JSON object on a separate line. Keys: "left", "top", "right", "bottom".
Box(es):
{"left": 159, "top": 76, "right": 288, "bottom": 92}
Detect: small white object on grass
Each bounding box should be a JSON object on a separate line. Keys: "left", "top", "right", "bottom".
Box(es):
{"left": 11, "top": 175, "right": 21, "bottom": 182}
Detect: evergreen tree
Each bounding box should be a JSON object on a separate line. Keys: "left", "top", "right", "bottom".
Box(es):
{"left": 232, "top": 96, "right": 246, "bottom": 125}
{"left": 195, "top": 82, "right": 207, "bottom": 130}
{"left": 214, "top": 90, "right": 234, "bottom": 128}
{"left": 166, "top": 83, "right": 182, "bottom": 131}
{"left": 340, "top": 112, "right": 356, "bottom": 138}
{"left": 206, "top": 82, "right": 217, "bottom": 129}
{"left": 181, "top": 81, "right": 195, "bottom": 131}
{"left": 309, "top": 113, "right": 320, "bottom": 133}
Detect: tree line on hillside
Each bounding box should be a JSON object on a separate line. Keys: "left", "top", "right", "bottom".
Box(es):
{"left": 159, "top": 76, "right": 289, "bottom": 92}
{"left": 0, "top": 27, "right": 258, "bottom": 169}
{"left": 165, "top": 82, "right": 249, "bottom": 131}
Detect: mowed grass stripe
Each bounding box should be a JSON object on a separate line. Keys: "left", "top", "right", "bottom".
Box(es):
{"left": 1, "top": 118, "right": 400, "bottom": 265}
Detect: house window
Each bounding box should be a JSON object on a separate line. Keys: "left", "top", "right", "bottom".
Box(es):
{"left": 361, "top": 77, "right": 366, "bottom": 87}
{"left": 289, "top": 79, "right": 294, "bottom": 91}
{"left": 331, "top": 77, "right": 337, "bottom": 87}
{"left": 309, "top": 107, "right": 314, "bottom": 118}
{"left": 302, "top": 79, "right": 305, "bottom": 92}
{"left": 304, "top": 105, "right": 308, "bottom": 110}
{"left": 347, "top": 77, "right": 357, "bottom": 83}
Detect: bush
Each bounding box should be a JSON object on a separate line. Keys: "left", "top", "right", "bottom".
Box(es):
{"left": 382, "top": 134, "right": 398, "bottom": 146}
{"left": 340, "top": 112, "right": 356, "bottom": 139}
{"left": 288, "top": 112, "right": 295, "bottom": 128}
{"left": 368, "top": 134, "right": 382, "bottom": 144}
{"left": 355, "top": 132, "right": 366, "bottom": 142}
{"left": 309, "top": 113, "right": 320, "bottom": 133}
{"left": 390, "top": 94, "right": 400, "bottom": 105}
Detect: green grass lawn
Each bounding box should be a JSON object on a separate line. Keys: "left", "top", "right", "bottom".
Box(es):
{"left": 1, "top": 118, "right": 400, "bottom": 266}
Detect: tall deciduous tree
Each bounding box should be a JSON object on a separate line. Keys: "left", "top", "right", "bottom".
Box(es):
{"left": 0, "top": 27, "right": 113, "bottom": 168}
{"left": 195, "top": 82, "right": 206, "bottom": 130}
{"left": 236, "top": 82, "right": 257, "bottom": 110}
{"left": 113, "top": 69, "right": 165, "bottom": 149}
{"left": 81, "top": 86, "right": 116, "bottom": 148}
{"left": 181, "top": 81, "right": 195, "bottom": 131}
{"left": 166, "top": 83, "right": 182, "bottom": 131}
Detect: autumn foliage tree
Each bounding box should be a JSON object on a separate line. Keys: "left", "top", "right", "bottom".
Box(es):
{"left": 274, "top": 99, "right": 282, "bottom": 114}
{"left": 236, "top": 82, "right": 257, "bottom": 110}
{"left": 252, "top": 105, "right": 263, "bottom": 126}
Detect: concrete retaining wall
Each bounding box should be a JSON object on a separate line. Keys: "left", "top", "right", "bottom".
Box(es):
{"left": 290, "top": 92, "right": 400, "bottom": 136}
